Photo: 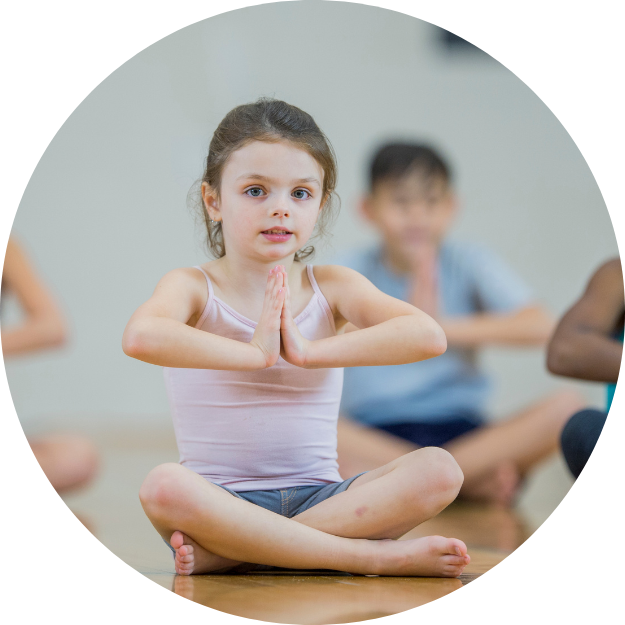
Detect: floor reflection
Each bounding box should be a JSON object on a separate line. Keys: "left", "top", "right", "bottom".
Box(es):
{"left": 171, "top": 573, "right": 463, "bottom": 624}
{"left": 402, "top": 501, "right": 532, "bottom": 552}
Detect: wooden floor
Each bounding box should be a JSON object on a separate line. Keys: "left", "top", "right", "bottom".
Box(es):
{"left": 62, "top": 425, "right": 556, "bottom": 624}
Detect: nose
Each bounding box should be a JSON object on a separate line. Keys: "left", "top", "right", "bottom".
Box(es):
{"left": 270, "top": 194, "right": 291, "bottom": 218}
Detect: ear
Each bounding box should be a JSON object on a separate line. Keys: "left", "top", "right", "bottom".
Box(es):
{"left": 201, "top": 182, "right": 222, "bottom": 222}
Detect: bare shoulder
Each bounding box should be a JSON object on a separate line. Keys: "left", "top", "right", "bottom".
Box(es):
{"left": 312, "top": 264, "right": 370, "bottom": 288}
{"left": 157, "top": 266, "right": 207, "bottom": 293}
{"left": 310, "top": 264, "right": 376, "bottom": 318}
{"left": 148, "top": 266, "right": 210, "bottom": 320}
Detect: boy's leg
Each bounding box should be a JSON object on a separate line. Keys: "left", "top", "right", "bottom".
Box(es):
{"left": 336, "top": 417, "right": 417, "bottom": 479}
{"left": 445, "top": 389, "right": 584, "bottom": 503}
{"left": 337, "top": 390, "right": 584, "bottom": 505}
{"left": 140, "top": 459, "right": 468, "bottom": 577}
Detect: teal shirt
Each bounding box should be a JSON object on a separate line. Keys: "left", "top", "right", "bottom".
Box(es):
{"left": 607, "top": 326, "right": 624, "bottom": 412}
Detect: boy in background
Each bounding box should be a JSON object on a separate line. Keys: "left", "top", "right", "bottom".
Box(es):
{"left": 337, "top": 143, "right": 582, "bottom": 505}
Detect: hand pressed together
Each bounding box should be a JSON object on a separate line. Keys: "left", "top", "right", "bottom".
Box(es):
{"left": 249, "top": 266, "right": 310, "bottom": 368}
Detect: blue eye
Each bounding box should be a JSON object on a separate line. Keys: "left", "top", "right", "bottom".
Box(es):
{"left": 293, "top": 189, "right": 310, "bottom": 199}
{"left": 246, "top": 187, "right": 264, "bottom": 197}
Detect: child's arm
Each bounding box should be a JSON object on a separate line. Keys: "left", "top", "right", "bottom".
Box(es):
{"left": 1, "top": 238, "right": 67, "bottom": 357}
{"left": 279, "top": 265, "right": 446, "bottom": 368}
{"left": 438, "top": 306, "right": 554, "bottom": 347}
{"left": 547, "top": 259, "right": 623, "bottom": 382}
{"left": 123, "top": 267, "right": 285, "bottom": 370}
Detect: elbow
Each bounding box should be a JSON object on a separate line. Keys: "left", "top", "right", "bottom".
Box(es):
{"left": 546, "top": 340, "right": 574, "bottom": 377}
{"left": 122, "top": 323, "right": 151, "bottom": 360}
{"left": 38, "top": 315, "right": 68, "bottom": 349}
{"left": 418, "top": 320, "right": 447, "bottom": 359}
{"left": 48, "top": 319, "right": 68, "bottom": 348}
{"left": 429, "top": 324, "right": 448, "bottom": 357}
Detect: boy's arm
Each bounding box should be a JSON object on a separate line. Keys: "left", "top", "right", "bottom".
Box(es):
{"left": 439, "top": 305, "right": 555, "bottom": 347}
{"left": 283, "top": 265, "right": 447, "bottom": 369}
{"left": 122, "top": 268, "right": 274, "bottom": 370}
{"left": 1, "top": 238, "right": 67, "bottom": 357}
{"left": 546, "top": 259, "right": 623, "bottom": 382}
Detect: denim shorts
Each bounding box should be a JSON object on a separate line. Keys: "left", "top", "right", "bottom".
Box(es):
{"left": 215, "top": 472, "right": 366, "bottom": 517}
{"left": 165, "top": 473, "right": 366, "bottom": 560}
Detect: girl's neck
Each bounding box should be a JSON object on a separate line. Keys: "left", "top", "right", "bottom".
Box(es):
{"left": 215, "top": 251, "right": 298, "bottom": 301}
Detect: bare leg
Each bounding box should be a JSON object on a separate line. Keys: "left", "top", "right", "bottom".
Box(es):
{"left": 29, "top": 433, "right": 99, "bottom": 494}
{"left": 139, "top": 451, "right": 469, "bottom": 577}
{"left": 445, "top": 389, "right": 584, "bottom": 504}
{"left": 337, "top": 390, "right": 584, "bottom": 506}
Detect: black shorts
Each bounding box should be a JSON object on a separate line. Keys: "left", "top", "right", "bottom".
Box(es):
{"left": 374, "top": 416, "right": 482, "bottom": 448}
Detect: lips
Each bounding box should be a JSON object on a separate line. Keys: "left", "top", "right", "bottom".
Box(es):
{"left": 261, "top": 228, "right": 293, "bottom": 242}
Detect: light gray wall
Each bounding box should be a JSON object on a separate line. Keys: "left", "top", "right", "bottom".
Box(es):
{"left": 5, "top": 2, "right": 616, "bottom": 432}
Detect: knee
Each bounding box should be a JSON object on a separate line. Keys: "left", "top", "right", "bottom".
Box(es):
{"left": 139, "top": 463, "right": 190, "bottom": 520}
{"left": 425, "top": 447, "right": 464, "bottom": 497}
{"left": 561, "top": 409, "right": 607, "bottom": 478}
{"left": 407, "top": 447, "right": 464, "bottom": 505}
{"left": 549, "top": 389, "right": 586, "bottom": 422}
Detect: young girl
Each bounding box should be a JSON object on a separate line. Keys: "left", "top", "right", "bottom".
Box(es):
{"left": 123, "top": 98, "right": 470, "bottom": 577}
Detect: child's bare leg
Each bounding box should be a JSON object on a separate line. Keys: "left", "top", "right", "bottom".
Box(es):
{"left": 30, "top": 433, "right": 99, "bottom": 494}
{"left": 294, "top": 447, "right": 463, "bottom": 539}
{"left": 140, "top": 461, "right": 469, "bottom": 577}
{"left": 445, "top": 389, "right": 584, "bottom": 504}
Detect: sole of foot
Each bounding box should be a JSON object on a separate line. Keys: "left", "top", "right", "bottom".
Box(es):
{"left": 170, "top": 530, "right": 241, "bottom": 575}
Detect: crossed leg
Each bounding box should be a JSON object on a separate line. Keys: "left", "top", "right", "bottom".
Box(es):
{"left": 139, "top": 447, "right": 470, "bottom": 577}
{"left": 337, "top": 389, "right": 584, "bottom": 505}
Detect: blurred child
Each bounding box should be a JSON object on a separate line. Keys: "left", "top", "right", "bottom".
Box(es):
{"left": 548, "top": 258, "right": 623, "bottom": 478}
{"left": 2, "top": 237, "right": 99, "bottom": 493}
{"left": 337, "top": 143, "right": 583, "bottom": 505}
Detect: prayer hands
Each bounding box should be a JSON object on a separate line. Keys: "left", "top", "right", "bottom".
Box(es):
{"left": 406, "top": 242, "right": 439, "bottom": 319}
{"left": 250, "top": 266, "right": 286, "bottom": 367}
{"left": 250, "top": 266, "right": 310, "bottom": 368}
{"left": 278, "top": 268, "right": 310, "bottom": 367}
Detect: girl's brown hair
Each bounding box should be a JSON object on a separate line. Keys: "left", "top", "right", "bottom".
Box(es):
{"left": 192, "top": 98, "right": 339, "bottom": 261}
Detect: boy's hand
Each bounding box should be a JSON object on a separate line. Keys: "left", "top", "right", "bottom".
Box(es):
{"left": 250, "top": 267, "right": 285, "bottom": 368}
{"left": 279, "top": 269, "right": 311, "bottom": 367}
{"left": 406, "top": 242, "right": 439, "bottom": 319}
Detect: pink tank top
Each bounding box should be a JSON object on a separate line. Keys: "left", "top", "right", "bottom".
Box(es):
{"left": 163, "top": 265, "right": 344, "bottom": 491}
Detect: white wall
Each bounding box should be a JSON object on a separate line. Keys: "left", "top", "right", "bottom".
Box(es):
{"left": 5, "top": 2, "right": 616, "bottom": 432}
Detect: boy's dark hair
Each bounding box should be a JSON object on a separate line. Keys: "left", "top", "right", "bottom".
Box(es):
{"left": 193, "top": 98, "right": 339, "bottom": 261}
{"left": 369, "top": 143, "right": 452, "bottom": 192}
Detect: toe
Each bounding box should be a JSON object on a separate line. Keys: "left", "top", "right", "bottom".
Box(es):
{"left": 170, "top": 530, "right": 184, "bottom": 550}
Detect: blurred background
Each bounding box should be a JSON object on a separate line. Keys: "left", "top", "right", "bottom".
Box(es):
{"left": 4, "top": 2, "right": 616, "bottom": 527}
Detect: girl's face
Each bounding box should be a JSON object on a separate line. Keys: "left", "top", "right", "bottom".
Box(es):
{"left": 203, "top": 140, "right": 325, "bottom": 263}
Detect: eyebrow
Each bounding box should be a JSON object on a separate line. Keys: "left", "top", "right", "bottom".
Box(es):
{"left": 237, "top": 174, "right": 321, "bottom": 186}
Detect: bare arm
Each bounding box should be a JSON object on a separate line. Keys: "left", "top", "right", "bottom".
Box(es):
{"left": 122, "top": 267, "right": 284, "bottom": 370}
{"left": 1, "top": 238, "right": 67, "bottom": 357}
{"left": 280, "top": 265, "right": 447, "bottom": 369}
{"left": 439, "top": 305, "right": 555, "bottom": 348}
{"left": 547, "top": 259, "right": 624, "bottom": 382}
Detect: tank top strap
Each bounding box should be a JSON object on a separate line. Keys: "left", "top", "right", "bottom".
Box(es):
{"left": 193, "top": 265, "right": 214, "bottom": 329}
{"left": 306, "top": 265, "right": 335, "bottom": 331}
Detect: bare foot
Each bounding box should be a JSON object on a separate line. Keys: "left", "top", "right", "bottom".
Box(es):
{"left": 373, "top": 536, "right": 470, "bottom": 577}
{"left": 460, "top": 461, "right": 520, "bottom": 506}
{"left": 170, "top": 530, "right": 241, "bottom": 575}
